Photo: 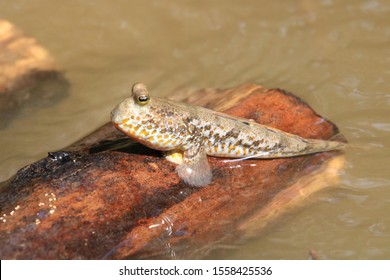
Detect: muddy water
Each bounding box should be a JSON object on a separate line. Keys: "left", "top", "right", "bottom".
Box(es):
{"left": 1, "top": 0, "right": 389, "bottom": 259}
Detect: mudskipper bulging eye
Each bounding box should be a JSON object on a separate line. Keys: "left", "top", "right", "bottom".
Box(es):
{"left": 132, "top": 83, "right": 150, "bottom": 105}
{"left": 137, "top": 95, "right": 149, "bottom": 105}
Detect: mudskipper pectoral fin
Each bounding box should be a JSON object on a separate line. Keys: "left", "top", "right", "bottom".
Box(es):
{"left": 176, "top": 146, "right": 212, "bottom": 187}
{"left": 164, "top": 150, "right": 184, "bottom": 164}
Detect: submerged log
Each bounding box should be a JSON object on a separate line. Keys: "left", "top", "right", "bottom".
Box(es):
{"left": 0, "top": 19, "right": 69, "bottom": 128}
{"left": 0, "top": 84, "right": 346, "bottom": 259}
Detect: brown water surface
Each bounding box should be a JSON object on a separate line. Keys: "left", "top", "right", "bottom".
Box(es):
{"left": 0, "top": 0, "right": 389, "bottom": 259}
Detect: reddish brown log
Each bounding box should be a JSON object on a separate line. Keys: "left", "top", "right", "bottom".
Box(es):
{"left": 0, "top": 84, "right": 346, "bottom": 259}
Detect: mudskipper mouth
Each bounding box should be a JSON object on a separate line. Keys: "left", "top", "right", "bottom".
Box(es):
{"left": 110, "top": 106, "right": 125, "bottom": 134}
{"left": 110, "top": 103, "right": 126, "bottom": 126}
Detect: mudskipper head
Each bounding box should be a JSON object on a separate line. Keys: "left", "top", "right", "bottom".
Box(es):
{"left": 111, "top": 83, "right": 155, "bottom": 142}
{"left": 111, "top": 83, "right": 185, "bottom": 151}
{"left": 111, "top": 83, "right": 151, "bottom": 123}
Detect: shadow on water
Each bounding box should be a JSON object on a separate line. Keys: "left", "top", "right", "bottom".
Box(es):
{"left": 0, "top": 72, "right": 70, "bottom": 129}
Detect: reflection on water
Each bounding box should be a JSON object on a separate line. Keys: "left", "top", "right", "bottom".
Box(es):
{"left": 0, "top": 73, "right": 70, "bottom": 129}
{"left": 0, "top": 0, "right": 389, "bottom": 259}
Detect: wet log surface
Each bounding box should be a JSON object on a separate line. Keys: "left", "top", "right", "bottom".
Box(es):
{"left": 0, "top": 83, "right": 346, "bottom": 259}
{"left": 0, "top": 19, "right": 69, "bottom": 128}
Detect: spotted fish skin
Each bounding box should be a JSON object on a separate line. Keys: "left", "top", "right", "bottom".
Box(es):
{"left": 111, "top": 83, "right": 346, "bottom": 187}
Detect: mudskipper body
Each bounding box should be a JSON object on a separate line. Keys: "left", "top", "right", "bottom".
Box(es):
{"left": 111, "top": 83, "right": 345, "bottom": 187}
